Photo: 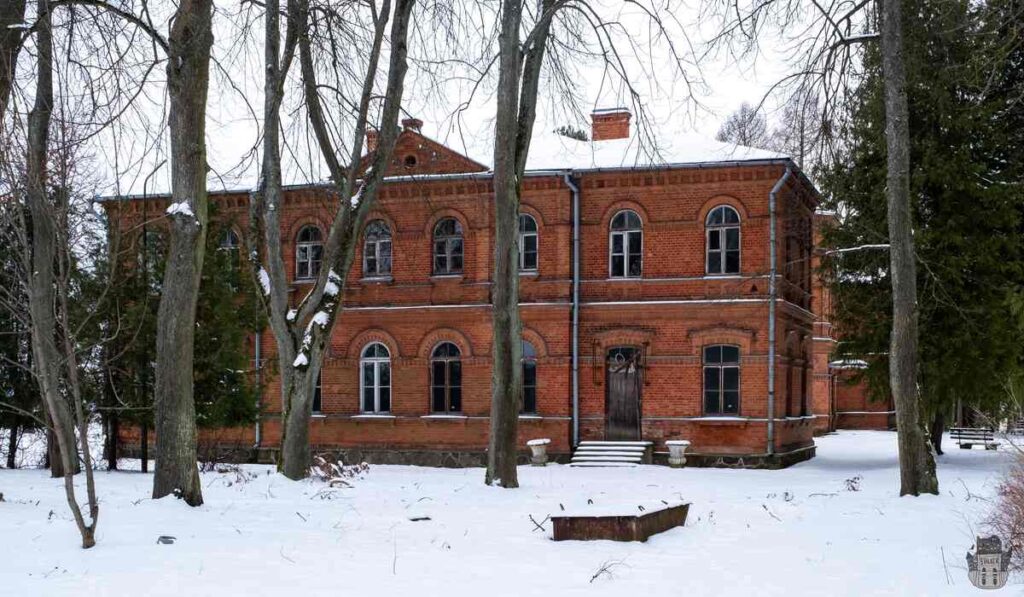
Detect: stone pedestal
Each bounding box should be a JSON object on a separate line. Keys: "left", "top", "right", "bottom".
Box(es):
{"left": 527, "top": 438, "right": 550, "bottom": 466}
{"left": 666, "top": 440, "right": 691, "bottom": 468}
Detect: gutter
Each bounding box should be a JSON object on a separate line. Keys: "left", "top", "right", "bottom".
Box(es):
{"left": 564, "top": 172, "right": 582, "bottom": 448}
{"left": 254, "top": 331, "right": 262, "bottom": 450}
{"left": 767, "top": 165, "right": 794, "bottom": 457}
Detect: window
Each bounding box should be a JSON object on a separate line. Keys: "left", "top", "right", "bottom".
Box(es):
{"left": 706, "top": 206, "right": 740, "bottom": 275}
{"left": 518, "top": 214, "right": 538, "bottom": 272}
{"left": 360, "top": 343, "right": 391, "bottom": 413}
{"left": 703, "top": 345, "right": 740, "bottom": 415}
{"left": 219, "top": 228, "right": 240, "bottom": 250}
{"left": 430, "top": 342, "right": 462, "bottom": 413}
{"left": 609, "top": 210, "right": 642, "bottom": 278}
{"left": 362, "top": 220, "right": 392, "bottom": 278}
{"left": 432, "top": 218, "right": 464, "bottom": 275}
{"left": 521, "top": 340, "right": 537, "bottom": 413}
{"left": 295, "top": 225, "right": 323, "bottom": 280}
{"left": 312, "top": 371, "right": 323, "bottom": 414}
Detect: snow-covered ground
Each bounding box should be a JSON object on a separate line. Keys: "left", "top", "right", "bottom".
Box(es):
{"left": 0, "top": 431, "right": 1015, "bottom": 596}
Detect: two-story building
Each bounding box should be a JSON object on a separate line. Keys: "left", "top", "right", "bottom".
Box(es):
{"left": 107, "top": 109, "right": 824, "bottom": 467}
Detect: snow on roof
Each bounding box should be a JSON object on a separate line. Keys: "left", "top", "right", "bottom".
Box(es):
{"left": 521, "top": 132, "right": 789, "bottom": 173}
{"left": 829, "top": 359, "right": 869, "bottom": 370}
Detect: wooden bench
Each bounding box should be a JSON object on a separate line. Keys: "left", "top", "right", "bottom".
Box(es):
{"left": 950, "top": 427, "right": 1000, "bottom": 450}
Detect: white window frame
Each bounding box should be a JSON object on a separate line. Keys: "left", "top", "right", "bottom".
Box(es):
{"left": 705, "top": 206, "right": 741, "bottom": 275}
{"left": 518, "top": 214, "right": 538, "bottom": 272}
{"left": 295, "top": 225, "right": 323, "bottom": 280}
{"left": 608, "top": 210, "right": 643, "bottom": 279}
{"left": 362, "top": 220, "right": 393, "bottom": 278}
{"left": 359, "top": 343, "right": 391, "bottom": 413}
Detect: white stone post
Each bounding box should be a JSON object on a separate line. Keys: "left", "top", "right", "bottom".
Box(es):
{"left": 666, "top": 440, "right": 691, "bottom": 468}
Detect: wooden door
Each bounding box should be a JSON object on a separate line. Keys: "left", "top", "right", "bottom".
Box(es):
{"left": 606, "top": 347, "right": 642, "bottom": 440}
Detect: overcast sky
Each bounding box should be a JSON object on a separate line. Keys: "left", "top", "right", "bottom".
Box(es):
{"left": 77, "top": 0, "right": 798, "bottom": 196}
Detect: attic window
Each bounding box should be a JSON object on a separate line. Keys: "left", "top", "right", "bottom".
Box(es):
{"left": 404, "top": 154, "right": 417, "bottom": 168}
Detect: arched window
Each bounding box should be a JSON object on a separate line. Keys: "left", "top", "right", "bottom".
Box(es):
{"left": 362, "top": 220, "right": 392, "bottom": 278}
{"left": 430, "top": 342, "right": 462, "bottom": 413}
{"left": 703, "top": 345, "right": 740, "bottom": 415}
{"left": 295, "top": 225, "right": 323, "bottom": 280}
{"left": 521, "top": 340, "right": 537, "bottom": 413}
{"left": 706, "top": 206, "right": 740, "bottom": 275}
{"left": 360, "top": 343, "right": 391, "bottom": 413}
{"left": 432, "top": 218, "right": 464, "bottom": 275}
{"left": 219, "top": 228, "right": 240, "bottom": 250}
{"left": 609, "top": 210, "right": 642, "bottom": 278}
{"left": 518, "top": 214, "right": 538, "bottom": 272}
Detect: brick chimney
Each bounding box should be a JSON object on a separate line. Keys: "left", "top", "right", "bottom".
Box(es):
{"left": 401, "top": 117, "right": 423, "bottom": 133}
{"left": 365, "top": 128, "right": 379, "bottom": 152}
{"left": 591, "top": 108, "right": 631, "bottom": 141}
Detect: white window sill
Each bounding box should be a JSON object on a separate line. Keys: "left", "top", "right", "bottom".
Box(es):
{"left": 519, "top": 271, "right": 539, "bottom": 277}
{"left": 697, "top": 416, "right": 746, "bottom": 422}
{"left": 518, "top": 414, "right": 541, "bottom": 420}
{"left": 703, "top": 274, "right": 743, "bottom": 279}
{"left": 420, "top": 414, "right": 467, "bottom": 419}
{"left": 311, "top": 413, "right": 326, "bottom": 419}
{"left": 361, "top": 276, "right": 393, "bottom": 283}
{"left": 430, "top": 274, "right": 464, "bottom": 280}
{"left": 352, "top": 414, "right": 396, "bottom": 419}
{"left": 606, "top": 277, "right": 642, "bottom": 282}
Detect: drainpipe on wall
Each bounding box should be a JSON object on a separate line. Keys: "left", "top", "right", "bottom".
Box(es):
{"left": 767, "top": 165, "right": 793, "bottom": 458}
{"left": 564, "top": 172, "right": 582, "bottom": 448}
{"left": 254, "top": 331, "right": 262, "bottom": 450}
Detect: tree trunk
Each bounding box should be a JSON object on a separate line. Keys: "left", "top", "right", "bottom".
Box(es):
{"left": 152, "top": 0, "right": 214, "bottom": 506}
{"left": 881, "top": 0, "right": 938, "bottom": 496}
{"left": 140, "top": 422, "right": 148, "bottom": 473}
{"left": 6, "top": 424, "right": 17, "bottom": 468}
{"left": 106, "top": 412, "right": 119, "bottom": 471}
{"left": 930, "top": 410, "right": 944, "bottom": 456}
{"left": 485, "top": 0, "right": 554, "bottom": 488}
{"left": 24, "top": 0, "right": 96, "bottom": 546}
{"left": 0, "top": 0, "right": 26, "bottom": 121}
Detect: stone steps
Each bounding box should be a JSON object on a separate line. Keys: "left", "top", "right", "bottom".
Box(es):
{"left": 569, "top": 441, "right": 653, "bottom": 467}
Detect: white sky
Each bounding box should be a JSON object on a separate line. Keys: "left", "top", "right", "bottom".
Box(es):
{"left": 76, "top": 0, "right": 798, "bottom": 196}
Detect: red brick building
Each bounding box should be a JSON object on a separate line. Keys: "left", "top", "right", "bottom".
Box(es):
{"left": 108, "top": 110, "right": 825, "bottom": 467}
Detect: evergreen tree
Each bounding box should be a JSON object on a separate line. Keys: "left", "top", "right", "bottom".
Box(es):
{"left": 821, "top": 0, "right": 1024, "bottom": 447}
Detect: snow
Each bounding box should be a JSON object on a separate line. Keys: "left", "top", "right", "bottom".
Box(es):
{"left": 0, "top": 431, "right": 1017, "bottom": 596}
{"left": 311, "top": 311, "right": 329, "bottom": 327}
{"left": 526, "top": 438, "right": 551, "bottom": 447}
{"left": 286, "top": 309, "right": 297, "bottom": 322}
{"left": 165, "top": 201, "right": 194, "bottom": 218}
{"left": 324, "top": 270, "right": 342, "bottom": 296}
{"left": 292, "top": 353, "right": 308, "bottom": 367}
{"left": 521, "top": 132, "right": 788, "bottom": 173}
{"left": 257, "top": 268, "right": 271, "bottom": 296}
{"left": 830, "top": 359, "right": 870, "bottom": 369}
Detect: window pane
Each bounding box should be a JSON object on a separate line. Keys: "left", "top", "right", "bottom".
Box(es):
{"left": 449, "top": 386, "right": 461, "bottom": 412}
{"left": 708, "top": 229, "right": 720, "bottom": 251}
{"left": 726, "top": 228, "right": 740, "bottom": 250}
{"left": 433, "top": 255, "right": 447, "bottom": 274}
{"left": 363, "top": 363, "right": 374, "bottom": 388}
{"left": 628, "top": 254, "right": 642, "bottom": 277}
{"left": 365, "top": 254, "right": 377, "bottom": 275}
{"left": 431, "top": 386, "right": 446, "bottom": 412}
{"left": 704, "top": 389, "right": 719, "bottom": 414}
{"left": 726, "top": 250, "right": 740, "bottom": 274}
{"left": 450, "top": 361, "right": 462, "bottom": 387}
{"left": 379, "top": 386, "right": 391, "bottom": 412}
{"left": 723, "top": 366, "right": 739, "bottom": 391}
{"left": 611, "top": 234, "right": 623, "bottom": 253}
{"left": 721, "top": 346, "right": 740, "bottom": 363}
{"left": 362, "top": 386, "right": 374, "bottom": 412}
{"left": 523, "top": 235, "right": 537, "bottom": 253}
{"left": 450, "top": 238, "right": 463, "bottom": 257}
{"left": 380, "top": 241, "right": 392, "bottom": 274}
{"left": 708, "top": 252, "right": 721, "bottom": 274}
{"left": 451, "top": 255, "right": 463, "bottom": 272}
{"left": 723, "top": 391, "right": 740, "bottom": 414}
{"left": 379, "top": 362, "right": 391, "bottom": 387}
{"left": 704, "top": 346, "right": 721, "bottom": 364}
{"left": 611, "top": 255, "right": 624, "bottom": 277}
{"left": 522, "top": 386, "right": 536, "bottom": 413}
{"left": 628, "top": 231, "right": 641, "bottom": 254}
{"left": 432, "top": 361, "right": 446, "bottom": 386}
{"left": 523, "top": 250, "right": 537, "bottom": 270}
{"left": 523, "top": 362, "right": 536, "bottom": 386}
{"left": 704, "top": 367, "right": 720, "bottom": 392}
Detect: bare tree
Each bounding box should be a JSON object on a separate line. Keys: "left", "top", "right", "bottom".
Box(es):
{"left": 19, "top": 0, "right": 99, "bottom": 547}
{"left": 716, "top": 101, "right": 769, "bottom": 147}
{"left": 703, "top": 0, "right": 938, "bottom": 496}
{"left": 249, "top": 0, "right": 416, "bottom": 480}
{"left": 0, "top": 0, "right": 26, "bottom": 120}
{"left": 151, "top": 0, "right": 215, "bottom": 506}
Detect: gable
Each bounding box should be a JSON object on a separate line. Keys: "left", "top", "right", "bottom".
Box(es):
{"left": 365, "top": 130, "right": 489, "bottom": 177}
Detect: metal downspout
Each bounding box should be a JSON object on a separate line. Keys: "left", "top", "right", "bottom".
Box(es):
{"left": 767, "top": 165, "right": 793, "bottom": 458}
{"left": 564, "top": 172, "right": 581, "bottom": 448}
{"left": 254, "top": 331, "right": 262, "bottom": 450}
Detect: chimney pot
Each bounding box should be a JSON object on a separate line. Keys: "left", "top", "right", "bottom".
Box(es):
{"left": 401, "top": 117, "right": 423, "bottom": 133}
{"left": 590, "top": 108, "right": 631, "bottom": 141}
{"left": 365, "top": 129, "right": 379, "bottom": 152}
